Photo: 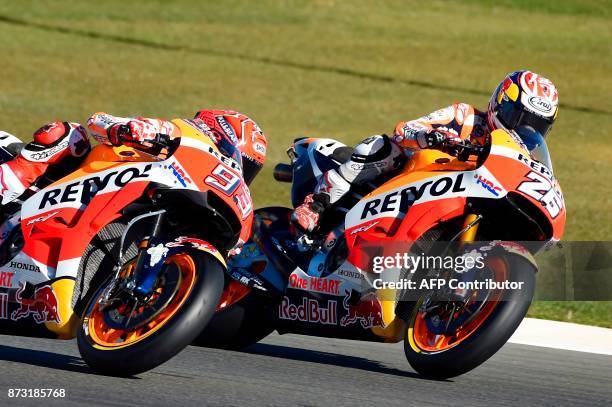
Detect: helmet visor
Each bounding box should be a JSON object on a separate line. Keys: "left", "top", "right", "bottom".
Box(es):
{"left": 497, "top": 99, "right": 554, "bottom": 137}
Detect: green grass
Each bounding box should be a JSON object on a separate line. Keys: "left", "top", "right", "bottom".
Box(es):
{"left": 0, "top": 0, "right": 610, "bottom": 327}
{"left": 527, "top": 301, "right": 612, "bottom": 328}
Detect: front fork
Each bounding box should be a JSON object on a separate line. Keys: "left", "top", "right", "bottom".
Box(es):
{"left": 104, "top": 210, "right": 169, "bottom": 302}
{"left": 419, "top": 213, "right": 482, "bottom": 310}
{"left": 128, "top": 211, "right": 168, "bottom": 298}
{"left": 458, "top": 213, "right": 481, "bottom": 243}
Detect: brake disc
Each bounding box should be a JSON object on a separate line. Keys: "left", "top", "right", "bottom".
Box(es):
{"left": 103, "top": 263, "right": 181, "bottom": 330}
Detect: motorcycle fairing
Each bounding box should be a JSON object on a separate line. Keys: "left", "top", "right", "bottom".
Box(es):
{"left": 345, "top": 168, "right": 505, "bottom": 230}
{"left": 0, "top": 120, "right": 252, "bottom": 337}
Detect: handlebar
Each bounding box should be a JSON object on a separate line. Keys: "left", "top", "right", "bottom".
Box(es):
{"left": 441, "top": 138, "right": 486, "bottom": 162}
{"left": 147, "top": 133, "right": 173, "bottom": 149}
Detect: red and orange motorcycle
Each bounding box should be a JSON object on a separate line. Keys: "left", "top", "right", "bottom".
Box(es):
{"left": 201, "top": 126, "right": 565, "bottom": 378}
{"left": 0, "top": 119, "right": 253, "bottom": 375}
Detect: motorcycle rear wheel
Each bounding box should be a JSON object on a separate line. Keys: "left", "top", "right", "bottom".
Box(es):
{"left": 77, "top": 251, "right": 223, "bottom": 376}
{"left": 403, "top": 249, "right": 535, "bottom": 379}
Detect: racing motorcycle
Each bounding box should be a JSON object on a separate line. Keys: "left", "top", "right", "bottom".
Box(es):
{"left": 0, "top": 120, "right": 253, "bottom": 376}
{"left": 197, "top": 127, "right": 565, "bottom": 378}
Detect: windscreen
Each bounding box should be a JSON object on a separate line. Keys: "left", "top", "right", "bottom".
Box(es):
{"left": 515, "top": 126, "right": 554, "bottom": 174}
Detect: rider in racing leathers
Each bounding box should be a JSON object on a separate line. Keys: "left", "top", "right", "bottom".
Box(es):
{"left": 0, "top": 110, "right": 267, "bottom": 207}
{"left": 292, "top": 70, "right": 559, "bottom": 233}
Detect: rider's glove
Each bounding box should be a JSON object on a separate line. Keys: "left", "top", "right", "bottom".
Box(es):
{"left": 416, "top": 130, "right": 446, "bottom": 149}
{"left": 108, "top": 119, "right": 160, "bottom": 149}
{"left": 291, "top": 193, "right": 330, "bottom": 234}
{"left": 416, "top": 130, "right": 461, "bottom": 151}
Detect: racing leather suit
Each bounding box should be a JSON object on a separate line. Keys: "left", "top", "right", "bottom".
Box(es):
{"left": 292, "top": 103, "right": 488, "bottom": 232}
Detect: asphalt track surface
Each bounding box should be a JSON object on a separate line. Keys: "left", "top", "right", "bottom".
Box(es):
{"left": 0, "top": 332, "right": 610, "bottom": 407}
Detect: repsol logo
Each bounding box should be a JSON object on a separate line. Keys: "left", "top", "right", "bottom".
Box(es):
{"left": 360, "top": 174, "right": 466, "bottom": 220}
{"left": 516, "top": 153, "right": 552, "bottom": 178}
{"left": 38, "top": 164, "right": 152, "bottom": 210}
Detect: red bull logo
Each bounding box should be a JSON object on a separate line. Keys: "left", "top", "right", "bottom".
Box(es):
{"left": 278, "top": 296, "right": 337, "bottom": 325}
{"left": 11, "top": 283, "right": 61, "bottom": 324}
{"left": 340, "top": 291, "right": 384, "bottom": 329}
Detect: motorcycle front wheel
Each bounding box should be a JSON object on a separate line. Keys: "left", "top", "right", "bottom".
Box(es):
{"left": 403, "top": 248, "right": 536, "bottom": 379}
{"left": 77, "top": 251, "right": 223, "bottom": 376}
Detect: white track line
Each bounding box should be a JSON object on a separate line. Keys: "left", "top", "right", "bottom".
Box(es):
{"left": 508, "top": 318, "right": 612, "bottom": 356}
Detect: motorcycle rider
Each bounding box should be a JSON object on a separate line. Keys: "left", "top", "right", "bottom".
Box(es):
{"left": 0, "top": 110, "right": 267, "bottom": 206}
{"left": 292, "top": 70, "right": 559, "bottom": 233}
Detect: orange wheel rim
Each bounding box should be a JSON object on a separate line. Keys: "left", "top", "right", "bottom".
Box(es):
{"left": 410, "top": 257, "right": 508, "bottom": 353}
{"left": 87, "top": 253, "right": 197, "bottom": 349}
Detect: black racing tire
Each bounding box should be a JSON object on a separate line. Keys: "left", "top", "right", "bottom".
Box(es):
{"left": 193, "top": 291, "right": 276, "bottom": 350}
{"left": 403, "top": 250, "right": 536, "bottom": 379}
{"left": 77, "top": 251, "right": 224, "bottom": 376}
